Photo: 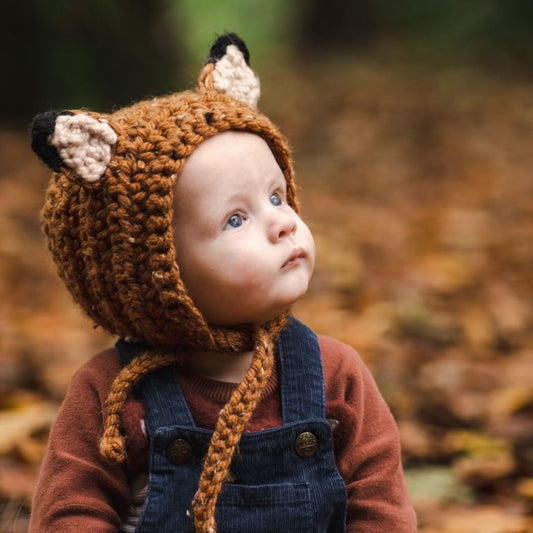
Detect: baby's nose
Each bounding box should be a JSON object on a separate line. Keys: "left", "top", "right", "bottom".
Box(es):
{"left": 268, "top": 209, "right": 297, "bottom": 242}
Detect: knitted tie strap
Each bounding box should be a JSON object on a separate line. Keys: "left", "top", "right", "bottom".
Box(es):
{"left": 192, "top": 328, "right": 275, "bottom": 533}
{"left": 99, "top": 350, "right": 184, "bottom": 463}
{"left": 99, "top": 315, "right": 288, "bottom": 466}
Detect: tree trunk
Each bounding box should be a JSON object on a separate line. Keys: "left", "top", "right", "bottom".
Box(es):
{"left": 296, "top": 0, "right": 379, "bottom": 56}
{"left": 0, "top": 0, "right": 184, "bottom": 125}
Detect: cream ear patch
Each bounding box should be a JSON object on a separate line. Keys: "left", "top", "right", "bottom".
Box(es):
{"left": 212, "top": 44, "right": 261, "bottom": 109}
{"left": 49, "top": 114, "right": 117, "bottom": 182}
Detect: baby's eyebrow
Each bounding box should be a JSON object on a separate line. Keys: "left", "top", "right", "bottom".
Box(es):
{"left": 265, "top": 170, "right": 286, "bottom": 188}
{"left": 221, "top": 190, "right": 248, "bottom": 206}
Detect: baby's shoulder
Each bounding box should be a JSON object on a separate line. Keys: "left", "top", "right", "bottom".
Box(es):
{"left": 317, "top": 334, "right": 367, "bottom": 376}
{"left": 316, "top": 334, "right": 377, "bottom": 403}
{"left": 69, "top": 347, "right": 122, "bottom": 401}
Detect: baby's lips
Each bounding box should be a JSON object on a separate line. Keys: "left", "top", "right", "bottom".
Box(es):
{"left": 282, "top": 247, "right": 306, "bottom": 268}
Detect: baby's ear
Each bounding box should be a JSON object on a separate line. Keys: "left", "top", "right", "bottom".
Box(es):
{"left": 30, "top": 110, "right": 117, "bottom": 183}
{"left": 199, "top": 32, "right": 261, "bottom": 109}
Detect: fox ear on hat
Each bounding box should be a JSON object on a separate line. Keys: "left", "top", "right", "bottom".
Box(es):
{"left": 199, "top": 32, "right": 261, "bottom": 109}
{"left": 30, "top": 110, "right": 117, "bottom": 183}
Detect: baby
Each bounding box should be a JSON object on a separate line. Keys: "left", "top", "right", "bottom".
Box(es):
{"left": 29, "top": 33, "right": 416, "bottom": 532}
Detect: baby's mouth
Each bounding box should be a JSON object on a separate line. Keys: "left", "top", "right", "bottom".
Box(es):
{"left": 282, "top": 248, "right": 306, "bottom": 268}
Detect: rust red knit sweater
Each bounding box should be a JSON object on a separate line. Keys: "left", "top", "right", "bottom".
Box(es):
{"left": 30, "top": 335, "right": 416, "bottom": 532}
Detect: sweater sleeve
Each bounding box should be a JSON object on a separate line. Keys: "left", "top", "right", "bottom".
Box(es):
{"left": 319, "top": 336, "right": 417, "bottom": 533}
{"left": 29, "top": 349, "right": 131, "bottom": 533}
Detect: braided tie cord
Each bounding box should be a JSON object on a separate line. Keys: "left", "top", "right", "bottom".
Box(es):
{"left": 99, "top": 350, "right": 183, "bottom": 463}
{"left": 99, "top": 316, "right": 287, "bottom": 465}
{"left": 192, "top": 328, "right": 274, "bottom": 532}
{"left": 99, "top": 316, "right": 287, "bottom": 531}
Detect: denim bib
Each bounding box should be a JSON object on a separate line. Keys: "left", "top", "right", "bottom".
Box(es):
{"left": 116, "top": 318, "right": 347, "bottom": 532}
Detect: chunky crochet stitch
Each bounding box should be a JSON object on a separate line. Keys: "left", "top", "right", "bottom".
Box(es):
{"left": 31, "top": 33, "right": 298, "bottom": 533}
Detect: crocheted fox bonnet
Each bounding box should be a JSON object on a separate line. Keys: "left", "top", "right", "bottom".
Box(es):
{"left": 31, "top": 33, "right": 298, "bottom": 532}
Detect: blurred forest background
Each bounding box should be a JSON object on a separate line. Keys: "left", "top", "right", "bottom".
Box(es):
{"left": 1, "top": 1, "right": 533, "bottom": 531}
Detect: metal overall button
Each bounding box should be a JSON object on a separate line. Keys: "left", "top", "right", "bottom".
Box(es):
{"left": 295, "top": 431, "right": 319, "bottom": 458}
{"left": 167, "top": 438, "right": 193, "bottom": 464}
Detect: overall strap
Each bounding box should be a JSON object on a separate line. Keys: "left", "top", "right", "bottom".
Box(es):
{"left": 114, "top": 339, "right": 196, "bottom": 433}
{"left": 277, "top": 318, "right": 326, "bottom": 423}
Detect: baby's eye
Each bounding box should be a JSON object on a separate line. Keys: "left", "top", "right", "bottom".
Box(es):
{"left": 270, "top": 192, "right": 283, "bottom": 206}
{"left": 226, "top": 213, "right": 244, "bottom": 229}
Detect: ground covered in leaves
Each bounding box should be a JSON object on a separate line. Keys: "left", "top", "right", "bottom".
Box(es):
{"left": 1, "top": 58, "right": 533, "bottom": 532}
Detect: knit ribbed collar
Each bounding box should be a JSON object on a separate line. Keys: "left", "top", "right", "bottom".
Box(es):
{"left": 176, "top": 360, "right": 279, "bottom": 404}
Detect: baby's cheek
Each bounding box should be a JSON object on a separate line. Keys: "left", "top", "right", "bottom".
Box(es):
{"left": 299, "top": 221, "right": 316, "bottom": 256}
{"left": 225, "top": 264, "right": 272, "bottom": 293}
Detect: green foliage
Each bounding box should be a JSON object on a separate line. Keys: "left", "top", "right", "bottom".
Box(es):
{"left": 374, "top": 0, "right": 533, "bottom": 67}
{"left": 5, "top": 0, "right": 533, "bottom": 124}
{"left": 293, "top": 0, "right": 533, "bottom": 69}
{"left": 175, "top": 0, "right": 295, "bottom": 70}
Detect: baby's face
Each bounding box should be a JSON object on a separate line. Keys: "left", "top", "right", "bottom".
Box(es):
{"left": 173, "top": 131, "right": 315, "bottom": 327}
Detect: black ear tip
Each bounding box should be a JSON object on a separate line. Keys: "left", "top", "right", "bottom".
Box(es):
{"left": 30, "top": 110, "right": 73, "bottom": 172}
{"left": 207, "top": 32, "right": 250, "bottom": 65}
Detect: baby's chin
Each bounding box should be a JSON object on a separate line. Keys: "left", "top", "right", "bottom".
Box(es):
{"left": 206, "top": 304, "right": 296, "bottom": 330}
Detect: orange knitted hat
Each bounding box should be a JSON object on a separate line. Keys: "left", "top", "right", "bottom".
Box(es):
{"left": 31, "top": 33, "right": 298, "bottom": 532}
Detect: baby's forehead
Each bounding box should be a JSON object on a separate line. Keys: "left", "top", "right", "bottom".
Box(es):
{"left": 173, "top": 132, "right": 285, "bottom": 217}
{"left": 185, "top": 130, "right": 272, "bottom": 164}
{"left": 179, "top": 132, "right": 282, "bottom": 185}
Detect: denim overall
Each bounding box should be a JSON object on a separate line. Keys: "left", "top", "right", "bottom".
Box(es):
{"left": 116, "top": 318, "right": 347, "bottom": 532}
